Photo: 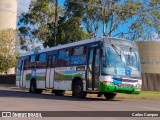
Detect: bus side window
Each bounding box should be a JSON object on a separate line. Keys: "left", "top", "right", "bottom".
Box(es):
{"left": 95, "top": 49, "right": 100, "bottom": 75}
{"left": 36, "top": 55, "right": 40, "bottom": 61}
{"left": 39, "top": 53, "right": 46, "bottom": 62}
{"left": 38, "top": 53, "right": 46, "bottom": 68}
{"left": 17, "top": 59, "right": 22, "bottom": 71}
{"left": 52, "top": 56, "right": 56, "bottom": 67}
{"left": 47, "top": 55, "right": 56, "bottom": 68}
{"left": 30, "top": 55, "right": 36, "bottom": 62}
{"left": 24, "top": 59, "right": 28, "bottom": 70}
{"left": 70, "top": 46, "right": 86, "bottom": 65}
{"left": 57, "top": 49, "right": 70, "bottom": 66}
{"left": 47, "top": 56, "right": 52, "bottom": 68}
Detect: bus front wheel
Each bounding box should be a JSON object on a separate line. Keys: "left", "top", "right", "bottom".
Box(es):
{"left": 104, "top": 92, "right": 117, "bottom": 100}
{"left": 72, "top": 80, "right": 87, "bottom": 99}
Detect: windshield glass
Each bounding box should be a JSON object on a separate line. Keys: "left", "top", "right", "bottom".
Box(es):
{"left": 102, "top": 45, "right": 141, "bottom": 78}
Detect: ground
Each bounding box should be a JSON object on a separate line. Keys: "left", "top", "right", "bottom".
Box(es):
{"left": 0, "top": 87, "right": 159, "bottom": 119}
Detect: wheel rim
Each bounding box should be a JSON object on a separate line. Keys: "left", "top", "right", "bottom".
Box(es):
{"left": 75, "top": 85, "right": 82, "bottom": 94}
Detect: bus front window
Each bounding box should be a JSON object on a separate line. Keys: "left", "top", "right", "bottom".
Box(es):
{"left": 102, "top": 45, "right": 141, "bottom": 78}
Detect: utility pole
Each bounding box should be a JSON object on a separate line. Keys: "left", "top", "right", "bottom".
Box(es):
{"left": 101, "top": 0, "right": 107, "bottom": 36}
{"left": 54, "top": 0, "right": 58, "bottom": 46}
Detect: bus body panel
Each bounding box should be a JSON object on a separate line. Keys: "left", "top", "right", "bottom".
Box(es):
{"left": 54, "top": 80, "right": 72, "bottom": 90}
{"left": 54, "top": 66, "right": 86, "bottom": 90}
{"left": 99, "top": 75, "right": 141, "bottom": 93}
{"left": 22, "top": 70, "right": 27, "bottom": 87}
{"left": 36, "top": 81, "right": 46, "bottom": 89}
{"left": 25, "top": 80, "right": 30, "bottom": 89}
{"left": 46, "top": 68, "right": 54, "bottom": 88}
{"left": 36, "top": 69, "right": 46, "bottom": 81}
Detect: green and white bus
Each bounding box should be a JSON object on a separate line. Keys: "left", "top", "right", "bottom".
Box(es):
{"left": 16, "top": 37, "right": 141, "bottom": 99}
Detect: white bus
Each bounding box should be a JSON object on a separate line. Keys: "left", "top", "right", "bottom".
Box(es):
{"left": 16, "top": 37, "right": 141, "bottom": 99}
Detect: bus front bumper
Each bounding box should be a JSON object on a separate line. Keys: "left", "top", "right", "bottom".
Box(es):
{"left": 99, "top": 82, "right": 140, "bottom": 94}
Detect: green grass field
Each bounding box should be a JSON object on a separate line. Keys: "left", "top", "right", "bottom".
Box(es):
{"left": 116, "top": 91, "right": 160, "bottom": 100}
{"left": 65, "top": 91, "right": 160, "bottom": 100}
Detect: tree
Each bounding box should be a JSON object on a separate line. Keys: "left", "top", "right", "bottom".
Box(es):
{"left": 18, "top": 0, "right": 91, "bottom": 49}
{"left": 0, "top": 29, "right": 18, "bottom": 74}
{"left": 65, "top": 0, "right": 160, "bottom": 41}
{"left": 18, "top": 0, "right": 56, "bottom": 50}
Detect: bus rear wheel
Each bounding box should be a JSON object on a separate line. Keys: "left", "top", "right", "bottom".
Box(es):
{"left": 29, "top": 80, "right": 42, "bottom": 94}
{"left": 104, "top": 92, "right": 116, "bottom": 100}
{"left": 29, "top": 80, "right": 37, "bottom": 93}
{"left": 72, "top": 80, "right": 87, "bottom": 99}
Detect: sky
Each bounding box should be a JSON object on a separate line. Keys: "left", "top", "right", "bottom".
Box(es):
{"left": 18, "top": 0, "right": 31, "bottom": 15}
{"left": 18, "top": 0, "right": 64, "bottom": 14}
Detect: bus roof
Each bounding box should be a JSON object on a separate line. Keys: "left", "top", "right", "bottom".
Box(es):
{"left": 19, "top": 37, "right": 136, "bottom": 57}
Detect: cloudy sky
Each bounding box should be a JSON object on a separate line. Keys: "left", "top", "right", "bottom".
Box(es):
{"left": 18, "top": 0, "right": 31, "bottom": 15}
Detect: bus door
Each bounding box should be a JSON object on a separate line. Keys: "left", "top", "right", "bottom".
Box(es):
{"left": 17, "top": 58, "right": 22, "bottom": 87}
{"left": 87, "top": 48, "right": 100, "bottom": 90}
{"left": 46, "top": 55, "right": 56, "bottom": 88}
{"left": 20, "top": 58, "right": 28, "bottom": 87}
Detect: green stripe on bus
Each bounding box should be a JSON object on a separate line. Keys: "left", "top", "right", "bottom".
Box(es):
{"left": 55, "top": 72, "right": 83, "bottom": 80}
{"left": 99, "top": 82, "right": 135, "bottom": 93}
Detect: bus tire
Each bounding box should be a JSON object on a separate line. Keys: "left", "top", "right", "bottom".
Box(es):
{"left": 53, "top": 90, "right": 65, "bottom": 96}
{"left": 29, "top": 80, "right": 37, "bottom": 93}
{"left": 104, "top": 92, "right": 116, "bottom": 100}
{"left": 72, "top": 80, "right": 87, "bottom": 99}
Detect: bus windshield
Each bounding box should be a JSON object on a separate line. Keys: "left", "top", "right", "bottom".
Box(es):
{"left": 102, "top": 45, "right": 141, "bottom": 78}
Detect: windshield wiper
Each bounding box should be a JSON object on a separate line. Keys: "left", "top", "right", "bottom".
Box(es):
{"left": 111, "top": 44, "right": 122, "bottom": 59}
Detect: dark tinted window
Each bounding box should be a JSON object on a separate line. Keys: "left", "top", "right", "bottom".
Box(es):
{"left": 52, "top": 56, "right": 56, "bottom": 66}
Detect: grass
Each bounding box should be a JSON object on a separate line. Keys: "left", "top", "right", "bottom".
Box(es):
{"left": 116, "top": 91, "right": 160, "bottom": 100}
{"left": 64, "top": 91, "right": 160, "bottom": 100}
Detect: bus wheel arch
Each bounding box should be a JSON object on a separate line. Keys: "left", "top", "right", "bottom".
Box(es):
{"left": 72, "top": 77, "right": 87, "bottom": 98}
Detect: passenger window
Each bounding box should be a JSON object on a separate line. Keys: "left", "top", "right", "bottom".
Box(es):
{"left": 30, "top": 55, "right": 36, "bottom": 62}
{"left": 17, "top": 59, "right": 22, "bottom": 71}
{"left": 47, "top": 56, "right": 52, "bottom": 68}
{"left": 24, "top": 59, "right": 28, "bottom": 70}
{"left": 47, "top": 55, "right": 56, "bottom": 68}
{"left": 70, "top": 46, "right": 86, "bottom": 65}
{"left": 52, "top": 56, "right": 56, "bottom": 67}
{"left": 57, "top": 49, "right": 69, "bottom": 66}
{"left": 39, "top": 53, "right": 46, "bottom": 62}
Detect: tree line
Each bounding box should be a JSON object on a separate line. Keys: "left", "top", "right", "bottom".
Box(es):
{"left": 18, "top": 0, "right": 159, "bottom": 51}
